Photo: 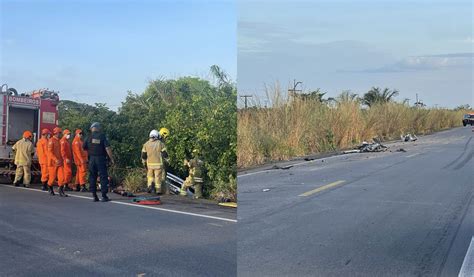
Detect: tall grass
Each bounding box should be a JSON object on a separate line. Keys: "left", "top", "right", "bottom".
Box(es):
{"left": 238, "top": 88, "right": 466, "bottom": 168}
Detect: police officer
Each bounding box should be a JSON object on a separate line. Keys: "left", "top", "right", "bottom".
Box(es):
{"left": 83, "top": 122, "right": 114, "bottom": 202}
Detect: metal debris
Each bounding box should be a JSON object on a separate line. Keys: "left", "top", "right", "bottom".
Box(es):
{"left": 401, "top": 133, "right": 418, "bottom": 142}
{"left": 343, "top": 138, "right": 388, "bottom": 154}
{"left": 269, "top": 165, "right": 293, "bottom": 170}
{"left": 262, "top": 189, "right": 270, "bottom": 192}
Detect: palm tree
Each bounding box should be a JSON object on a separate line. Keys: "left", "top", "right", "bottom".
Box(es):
{"left": 210, "top": 65, "right": 230, "bottom": 86}
{"left": 337, "top": 90, "right": 359, "bottom": 102}
{"left": 362, "top": 87, "right": 399, "bottom": 107}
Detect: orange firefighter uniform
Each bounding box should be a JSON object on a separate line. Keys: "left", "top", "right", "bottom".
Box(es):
{"left": 48, "top": 128, "right": 64, "bottom": 187}
{"left": 72, "top": 129, "right": 88, "bottom": 188}
{"left": 60, "top": 129, "right": 73, "bottom": 186}
{"left": 37, "top": 129, "right": 50, "bottom": 185}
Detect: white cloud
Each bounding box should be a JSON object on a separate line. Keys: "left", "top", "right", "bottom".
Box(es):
{"left": 363, "top": 53, "right": 473, "bottom": 72}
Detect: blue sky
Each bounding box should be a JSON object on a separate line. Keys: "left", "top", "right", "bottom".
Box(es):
{"left": 238, "top": 0, "right": 473, "bottom": 108}
{"left": 0, "top": 0, "right": 236, "bottom": 109}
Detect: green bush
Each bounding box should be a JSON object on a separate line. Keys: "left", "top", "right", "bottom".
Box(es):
{"left": 122, "top": 168, "right": 147, "bottom": 193}
{"left": 209, "top": 175, "right": 237, "bottom": 202}
{"left": 59, "top": 66, "right": 236, "bottom": 199}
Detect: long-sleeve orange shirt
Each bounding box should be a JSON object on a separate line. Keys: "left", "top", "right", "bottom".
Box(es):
{"left": 72, "top": 136, "right": 88, "bottom": 165}
{"left": 37, "top": 137, "right": 49, "bottom": 165}
{"left": 60, "top": 137, "right": 72, "bottom": 163}
{"left": 48, "top": 136, "right": 62, "bottom": 167}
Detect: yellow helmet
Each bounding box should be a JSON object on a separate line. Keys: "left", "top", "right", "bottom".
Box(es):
{"left": 159, "top": 127, "right": 170, "bottom": 139}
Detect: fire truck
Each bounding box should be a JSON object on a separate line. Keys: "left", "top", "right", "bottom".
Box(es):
{"left": 0, "top": 84, "right": 59, "bottom": 183}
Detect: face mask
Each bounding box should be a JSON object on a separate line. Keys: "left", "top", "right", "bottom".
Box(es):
{"left": 66, "top": 134, "right": 71, "bottom": 139}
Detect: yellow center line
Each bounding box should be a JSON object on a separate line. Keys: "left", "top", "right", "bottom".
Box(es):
{"left": 299, "top": 180, "right": 346, "bottom": 197}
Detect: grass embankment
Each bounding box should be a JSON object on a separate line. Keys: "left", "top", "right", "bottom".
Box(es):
{"left": 238, "top": 91, "right": 466, "bottom": 168}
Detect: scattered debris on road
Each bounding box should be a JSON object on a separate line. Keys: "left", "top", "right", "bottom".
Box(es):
{"left": 395, "top": 148, "right": 407, "bottom": 152}
{"left": 343, "top": 138, "right": 388, "bottom": 154}
{"left": 262, "top": 189, "right": 271, "bottom": 192}
{"left": 269, "top": 165, "right": 293, "bottom": 170}
{"left": 304, "top": 158, "right": 314, "bottom": 161}
{"left": 401, "top": 133, "right": 418, "bottom": 142}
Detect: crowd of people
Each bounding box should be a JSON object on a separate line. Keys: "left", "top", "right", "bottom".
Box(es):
{"left": 12, "top": 123, "right": 204, "bottom": 201}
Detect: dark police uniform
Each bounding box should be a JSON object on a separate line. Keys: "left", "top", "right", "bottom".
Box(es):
{"left": 83, "top": 132, "right": 110, "bottom": 197}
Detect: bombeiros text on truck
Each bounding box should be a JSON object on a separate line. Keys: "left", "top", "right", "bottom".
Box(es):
{"left": 0, "top": 84, "right": 59, "bottom": 183}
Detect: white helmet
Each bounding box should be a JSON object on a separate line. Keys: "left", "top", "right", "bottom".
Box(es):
{"left": 149, "top": 129, "right": 159, "bottom": 139}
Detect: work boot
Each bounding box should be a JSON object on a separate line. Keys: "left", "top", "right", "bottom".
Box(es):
{"left": 92, "top": 192, "right": 99, "bottom": 202}
{"left": 48, "top": 186, "right": 55, "bottom": 196}
{"left": 58, "top": 186, "right": 68, "bottom": 197}
{"left": 75, "top": 184, "right": 80, "bottom": 192}
{"left": 180, "top": 186, "right": 187, "bottom": 196}
{"left": 42, "top": 182, "right": 48, "bottom": 191}
{"left": 14, "top": 182, "right": 20, "bottom": 187}
{"left": 150, "top": 185, "right": 156, "bottom": 195}
{"left": 80, "top": 185, "right": 88, "bottom": 192}
{"left": 101, "top": 194, "right": 110, "bottom": 202}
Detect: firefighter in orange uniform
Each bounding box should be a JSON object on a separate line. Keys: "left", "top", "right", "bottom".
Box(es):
{"left": 47, "top": 127, "right": 67, "bottom": 197}
{"left": 60, "top": 129, "right": 73, "bottom": 191}
{"left": 37, "top": 129, "right": 51, "bottom": 191}
{"left": 72, "top": 129, "right": 88, "bottom": 192}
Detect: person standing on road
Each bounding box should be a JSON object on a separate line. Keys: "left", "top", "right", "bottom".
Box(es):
{"left": 72, "top": 129, "right": 88, "bottom": 192}
{"left": 12, "top": 131, "right": 35, "bottom": 188}
{"left": 83, "top": 122, "right": 114, "bottom": 202}
{"left": 60, "top": 129, "right": 73, "bottom": 191}
{"left": 37, "top": 129, "right": 51, "bottom": 191}
{"left": 48, "top": 127, "right": 68, "bottom": 197}
{"left": 158, "top": 127, "right": 170, "bottom": 194}
{"left": 142, "top": 129, "right": 168, "bottom": 195}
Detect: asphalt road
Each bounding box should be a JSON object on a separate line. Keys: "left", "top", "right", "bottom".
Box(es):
{"left": 0, "top": 186, "right": 236, "bottom": 276}
{"left": 238, "top": 127, "right": 473, "bottom": 277}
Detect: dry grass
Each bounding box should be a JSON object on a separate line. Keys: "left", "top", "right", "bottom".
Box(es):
{"left": 238, "top": 88, "right": 466, "bottom": 168}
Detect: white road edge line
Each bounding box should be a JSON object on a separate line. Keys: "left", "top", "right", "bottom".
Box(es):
{"left": 459, "top": 237, "right": 474, "bottom": 277}
{"left": 7, "top": 186, "right": 237, "bottom": 223}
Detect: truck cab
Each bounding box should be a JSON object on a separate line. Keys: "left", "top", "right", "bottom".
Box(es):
{"left": 462, "top": 113, "right": 474, "bottom": 126}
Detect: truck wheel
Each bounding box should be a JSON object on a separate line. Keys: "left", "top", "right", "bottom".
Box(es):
{"left": 463, "top": 122, "right": 467, "bottom": 127}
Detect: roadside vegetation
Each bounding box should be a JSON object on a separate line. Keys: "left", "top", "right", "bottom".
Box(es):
{"left": 59, "top": 66, "right": 237, "bottom": 201}
{"left": 238, "top": 86, "right": 469, "bottom": 168}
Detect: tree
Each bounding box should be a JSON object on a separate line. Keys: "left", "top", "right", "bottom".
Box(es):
{"left": 291, "top": 88, "right": 328, "bottom": 102}
{"left": 362, "top": 87, "right": 399, "bottom": 107}
{"left": 59, "top": 65, "right": 236, "bottom": 199}
{"left": 454, "top": 104, "right": 471, "bottom": 111}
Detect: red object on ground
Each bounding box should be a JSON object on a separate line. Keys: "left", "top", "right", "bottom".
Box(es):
{"left": 135, "top": 200, "right": 161, "bottom": 205}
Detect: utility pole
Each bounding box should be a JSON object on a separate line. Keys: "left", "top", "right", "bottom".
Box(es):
{"left": 240, "top": 95, "right": 253, "bottom": 109}
{"left": 288, "top": 79, "right": 303, "bottom": 99}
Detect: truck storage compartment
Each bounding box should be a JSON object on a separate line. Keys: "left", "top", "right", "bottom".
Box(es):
{"left": 8, "top": 106, "right": 38, "bottom": 143}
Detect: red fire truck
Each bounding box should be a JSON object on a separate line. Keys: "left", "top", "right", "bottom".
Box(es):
{"left": 0, "top": 84, "right": 59, "bottom": 183}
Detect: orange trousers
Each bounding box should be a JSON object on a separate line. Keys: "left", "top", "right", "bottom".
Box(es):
{"left": 75, "top": 164, "right": 87, "bottom": 185}
{"left": 48, "top": 165, "right": 65, "bottom": 187}
{"left": 63, "top": 163, "right": 72, "bottom": 185}
{"left": 40, "top": 163, "right": 49, "bottom": 183}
